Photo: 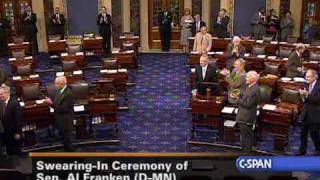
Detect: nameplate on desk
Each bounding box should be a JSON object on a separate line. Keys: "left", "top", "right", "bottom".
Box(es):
{"left": 215, "top": 51, "right": 224, "bottom": 55}
{"left": 8, "top": 43, "right": 14, "bottom": 46}
{"left": 101, "top": 70, "right": 117, "bottom": 74}
{"left": 190, "top": 51, "right": 199, "bottom": 54}
{"left": 9, "top": 58, "right": 16, "bottom": 61}
{"left": 309, "top": 61, "right": 318, "bottom": 64}
{"left": 24, "top": 56, "right": 33, "bottom": 60}
{"left": 222, "top": 106, "right": 235, "bottom": 114}
{"left": 83, "top": 37, "right": 90, "bottom": 40}
{"left": 74, "top": 105, "right": 85, "bottom": 112}
{"left": 282, "top": 58, "right": 289, "bottom": 61}
{"left": 270, "top": 41, "right": 278, "bottom": 44}
{"left": 19, "top": 102, "right": 25, "bottom": 107}
{"left": 197, "top": 99, "right": 207, "bottom": 102}
{"left": 112, "top": 50, "right": 120, "bottom": 54}
{"left": 280, "top": 77, "right": 292, "bottom": 82}
{"left": 50, "top": 107, "right": 54, "bottom": 113}
{"left": 224, "top": 120, "right": 236, "bottom": 127}
{"left": 279, "top": 42, "right": 287, "bottom": 44}
{"left": 293, "top": 77, "right": 306, "bottom": 83}
{"left": 59, "top": 39, "right": 66, "bottom": 42}
{"left": 73, "top": 70, "right": 83, "bottom": 75}
{"left": 29, "top": 74, "right": 40, "bottom": 78}
{"left": 118, "top": 69, "right": 127, "bottom": 73}
{"left": 35, "top": 99, "right": 44, "bottom": 104}
{"left": 49, "top": 40, "right": 56, "bottom": 43}
{"left": 317, "top": 46, "right": 320, "bottom": 48}
{"left": 96, "top": 37, "right": 103, "bottom": 39}
{"left": 244, "top": 53, "right": 250, "bottom": 57}
{"left": 207, "top": 52, "right": 214, "bottom": 55}
{"left": 256, "top": 40, "right": 263, "bottom": 43}
{"left": 267, "top": 56, "right": 276, "bottom": 59}
{"left": 191, "top": 68, "right": 196, "bottom": 73}
{"left": 224, "top": 38, "right": 231, "bottom": 40}
{"left": 123, "top": 50, "right": 134, "bottom": 54}
{"left": 123, "top": 43, "right": 133, "bottom": 47}
{"left": 109, "top": 98, "right": 116, "bottom": 101}
{"left": 22, "top": 42, "right": 30, "bottom": 45}
{"left": 257, "top": 55, "right": 266, "bottom": 58}
{"left": 75, "top": 52, "right": 84, "bottom": 56}
{"left": 13, "top": 76, "right": 22, "bottom": 80}
{"left": 100, "top": 69, "right": 108, "bottom": 73}
{"left": 61, "top": 53, "right": 68, "bottom": 57}
{"left": 56, "top": 72, "right": 65, "bottom": 77}
{"left": 262, "top": 104, "right": 277, "bottom": 111}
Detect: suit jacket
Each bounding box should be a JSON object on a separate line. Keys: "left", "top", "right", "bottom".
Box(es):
{"left": 158, "top": 11, "right": 173, "bottom": 30}
{"left": 300, "top": 80, "right": 320, "bottom": 125}
{"left": 22, "top": 12, "right": 38, "bottom": 35}
{"left": 53, "top": 87, "right": 74, "bottom": 132}
{"left": 251, "top": 12, "right": 267, "bottom": 35}
{"left": 0, "top": 97, "right": 22, "bottom": 135}
{"left": 195, "top": 64, "right": 217, "bottom": 95}
{"left": 286, "top": 51, "right": 303, "bottom": 78}
{"left": 193, "top": 32, "right": 212, "bottom": 52}
{"left": 97, "top": 13, "right": 112, "bottom": 36}
{"left": 192, "top": 21, "right": 206, "bottom": 35}
{"left": 226, "top": 43, "right": 246, "bottom": 69}
{"left": 280, "top": 17, "right": 294, "bottom": 41}
{"left": 51, "top": 13, "right": 65, "bottom": 35}
{"left": 214, "top": 16, "right": 229, "bottom": 38}
{"left": 236, "top": 84, "right": 260, "bottom": 125}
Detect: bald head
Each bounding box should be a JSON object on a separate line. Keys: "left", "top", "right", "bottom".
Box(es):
{"left": 232, "top": 36, "right": 241, "bottom": 46}
{"left": 55, "top": 76, "right": 67, "bottom": 89}
{"left": 246, "top": 71, "right": 259, "bottom": 85}
{"left": 200, "top": 55, "right": 209, "bottom": 67}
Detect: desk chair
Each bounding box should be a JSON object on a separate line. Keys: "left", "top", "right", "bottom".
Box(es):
{"left": 102, "top": 58, "right": 118, "bottom": 69}
{"left": 22, "top": 83, "right": 41, "bottom": 101}
{"left": 62, "top": 60, "right": 79, "bottom": 72}
{"left": 67, "top": 44, "right": 81, "bottom": 55}
{"left": 287, "top": 36, "right": 298, "bottom": 44}
{"left": 263, "top": 35, "right": 274, "bottom": 43}
{"left": 264, "top": 62, "right": 280, "bottom": 76}
{"left": 48, "top": 34, "right": 62, "bottom": 41}
{"left": 12, "top": 36, "right": 25, "bottom": 44}
{"left": 278, "top": 47, "right": 293, "bottom": 58}
{"left": 252, "top": 45, "right": 266, "bottom": 56}
{"left": 16, "top": 64, "right": 32, "bottom": 76}
{"left": 83, "top": 32, "right": 95, "bottom": 39}
{"left": 70, "top": 82, "right": 89, "bottom": 105}
{"left": 11, "top": 50, "right": 26, "bottom": 58}
{"left": 309, "top": 51, "right": 320, "bottom": 62}
{"left": 311, "top": 40, "right": 320, "bottom": 46}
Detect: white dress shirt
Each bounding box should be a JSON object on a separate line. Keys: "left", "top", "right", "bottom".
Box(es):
{"left": 202, "top": 65, "right": 207, "bottom": 80}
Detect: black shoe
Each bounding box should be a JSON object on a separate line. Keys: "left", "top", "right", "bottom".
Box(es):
{"left": 295, "top": 151, "right": 306, "bottom": 156}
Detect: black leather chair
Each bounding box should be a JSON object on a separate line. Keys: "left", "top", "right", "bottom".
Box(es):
{"left": 46, "top": 83, "right": 58, "bottom": 100}
{"left": 12, "top": 50, "right": 26, "bottom": 58}
{"left": 67, "top": 44, "right": 81, "bottom": 55}
{"left": 281, "top": 88, "right": 300, "bottom": 104}
{"left": 70, "top": 82, "right": 89, "bottom": 105}
{"left": 22, "top": 83, "right": 41, "bottom": 101}
{"left": 263, "top": 35, "right": 273, "bottom": 43}
{"left": 16, "top": 64, "right": 32, "bottom": 76}
{"left": 48, "top": 34, "right": 62, "bottom": 41}
{"left": 62, "top": 60, "right": 78, "bottom": 72}
{"left": 12, "top": 36, "right": 25, "bottom": 43}
{"left": 252, "top": 45, "right": 265, "bottom": 56}
{"left": 103, "top": 58, "right": 118, "bottom": 69}
{"left": 278, "top": 47, "right": 293, "bottom": 58}
{"left": 311, "top": 40, "right": 320, "bottom": 46}
{"left": 259, "top": 85, "right": 273, "bottom": 104}
{"left": 286, "top": 36, "right": 298, "bottom": 44}
{"left": 264, "top": 62, "right": 280, "bottom": 76}
{"left": 309, "top": 51, "right": 320, "bottom": 62}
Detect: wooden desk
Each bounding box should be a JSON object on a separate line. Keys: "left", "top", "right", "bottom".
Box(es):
{"left": 119, "top": 35, "right": 140, "bottom": 52}
{"left": 100, "top": 69, "right": 128, "bottom": 92}
{"left": 56, "top": 71, "right": 84, "bottom": 84}
{"left": 61, "top": 52, "right": 86, "bottom": 68}
{"left": 112, "top": 50, "right": 137, "bottom": 68}
{"left": 243, "top": 56, "right": 265, "bottom": 72}
{"left": 277, "top": 79, "right": 305, "bottom": 92}
{"left": 8, "top": 42, "right": 31, "bottom": 55}
{"left": 88, "top": 96, "right": 119, "bottom": 124}
{"left": 12, "top": 75, "right": 41, "bottom": 97}
{"left": 48, "top": 39, "right": 66, "bottom": 53}
{"left": 188, "top": 37, "right": 230, "bottom": 52}
{"left": 82, "top": 37, "right": 103, "bottom": 55}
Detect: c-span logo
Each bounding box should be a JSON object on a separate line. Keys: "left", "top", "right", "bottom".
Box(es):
{"left": 236, "top": 157, "right": 273, "bottom": 171}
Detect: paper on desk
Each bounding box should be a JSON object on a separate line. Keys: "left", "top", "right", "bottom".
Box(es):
{"left": 59, "top": 39, "right": 66, "bottom": 42}
{"left": 83, "top": 37, "right": 90, "bottom": 40}
{"left": 74, "top": 105, "right": 85, "bottom": 112}
{"left": 100, "top": 69, "right": 108, "bottom": 73}
{"left": 61, "top": 52, "right": 68, "bottom": 57}
{"left": 271, "top": 41, "right": 277, "bottom": 44}
{"left": 222, "top": 106, "right": 235, "bottom": 114}
{"left": 309, "top": 61, "right": 318, "bottom": 64}
{"left": 29, "top": 74, "right": 39, "bottom": 78}
{"left": 8, "top": 43, "right": 14, "bottom": 46}
{"left": 256, "top": 40, "right": 263, "bottom": 43}
{"left": 244, "top": 53, "right": 250, "bottom": 57}
{"left": 118, "top": 69, "right": 127, "bottom": 73}
{"left": 190, "top": 51, "right": 199, "bottom": 54}
{"left": 124, "top": 50, "right": 134, "bottom": 54}
{"left": 96, "top": 37, "right": 103, "bottom": 39}
{"left": 279, "top": 42, "right": 287, "bottom": 44}
{"left": 50, "top": 107, "right": 54, "bottom": 113}
{"left": 49, "top": 40, "right": 56, "bottom": 42}
{"left": 257, "top": 55, "right": 266, "bottom": 58}
{"left": 207, "top": 52, "right": 215, "bottom": 55}
{"left": 24, "top": 56, "right": 32, "bottom": 60}
{"left": 224, "top": 120, "right": 236, "bottom": 127}
{"left": 189, "top": 37, "right": 195, "bottom": 40}
{"left": 9, "top": 58, "right": 16, "bottom": 61}
{"left": 73, "top": 70, "right": 83, "bottom": 75}
{"left": 215, "top": 51, "right": 224, "bottom": 55}
{"left": 107, "top": 70, "right": 117, "bottom": 74}
{"left": 35, "top": 100, "right": 44, "bottom": 104}
{"left": 56, "top": 72, "right": 64, "bottom": 76}
{"left": 22, "top": 42, "right": 30, "bottom": 44}
{"left": 75, "top": 52, "right": 84, "bottom": 56}
{"left": 19, "top": 102, "right": 25, "bottom": 107}
{"left": 267, "top": 56, "right": 276, "bottom": 59}
{"left": 293, "top": 77, "right": 306, "bottom": 82}
{"left": 283, "top": 58, "right": 289, "bottom": 61}
{"left": 13, "top": 76, "right": 22, "bottom": 80}
{"left": 262, "top": 104, "right": 277, "bottom": 111}
{"left": 112, "top": 50, "right": 120, "bottom": 54}
{"left": 191, "top": 68, "right": 196, "bottom": 73}
{"left": 281, "top": 77, "right": 292, "bottom": 81}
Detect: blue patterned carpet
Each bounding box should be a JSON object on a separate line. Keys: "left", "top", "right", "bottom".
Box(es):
{"left": 0, "top": 53, "right": 318, "bottom": 155}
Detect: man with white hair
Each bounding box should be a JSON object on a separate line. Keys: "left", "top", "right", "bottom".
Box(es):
{"left": 297, "top": 69, "right": 320, "bottom": 155}
{"left": 44, "top": 76, "right": 75, "bottom": 152}
{"left": 0, "top": 84, "right": 22, "bottom": 156}
{"left": 226, "top": 36, "right": 246, "bottom": 69}
{"left": 231, "top": 71, "right": 260, "bottom": 153}
{"left": 286, "top": 43, "right": 305, "bottom": 78}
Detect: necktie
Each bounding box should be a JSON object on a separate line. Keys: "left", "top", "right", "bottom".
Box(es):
{"left": 2, "top": 102, "right": 6, "bottom": 117}
{"left": 309, "top": 83, "right": 314, "bottom": 94}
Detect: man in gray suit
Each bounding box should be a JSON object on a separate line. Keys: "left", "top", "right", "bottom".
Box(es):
{"left": 251, "top": 8, "right": 267, "bottom": 40}
{"left": 286, "top": 43, "right": 305, "bottom": 78}
{"left": 231, "top": 71, "right": 260, "bottom": 153}
{"left": 280, "top": 11, "right": 294, "bottom": 42}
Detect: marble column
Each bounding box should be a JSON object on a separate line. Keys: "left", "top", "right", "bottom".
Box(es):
{"left": 202, "top": 0, "right": 210, "bottom": 28}
{"left": 290, "top": 0, "right": 302, "bottom": 37}
{"left": 140, "top": 0, "right": 149, "bottom": 50}
{"left": 184, "top": 0, "right": 192, "bottom": 10}
{"left": 122, "top": 0, "right": 130, "bottom": 32}
{"left": 32, "top": 0, "right": 47, "bottom": 52}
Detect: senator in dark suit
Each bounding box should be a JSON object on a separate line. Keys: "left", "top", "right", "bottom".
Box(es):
{"left": 50, "top": 7, "right": 66, "bottom": 39}
{"left": 213, "top": 9, "right": 230, "bottom": 38}
{"left": 286, "top": 44, "right": 305, "bottom": 78}
{"left": 0, "top": 84, "right": 22, "bottom": 156}
{"left": 97, "top": 6, "right": 112, "bottom": 57}
{"left": 45, "top": 76, "right": 75, "bottom": 151}
{"left": 234, "top": 71, "right": 260, "bottom": 153}
{"left": 192, "top": 14, "right": 206, "bottom": 36}
{"left": 0, "top": 16, "right": 10, "bottom": 56}
{"left": 226, "top": 36, "right": 246, "bottom": 69}
{"left": 158, "top": 8, "right": 173, "bottom": 51}
{"left": 194, "top": 55, "right": 217, "bottom": 95}
{"left": 251, "top": 8, "right": 267, "bottom": 40}
{"left": 297, "top": 69, "right": 320, "bottom": 155}
{"left": 22, "top": 6, "right": 38, "bottom": 54}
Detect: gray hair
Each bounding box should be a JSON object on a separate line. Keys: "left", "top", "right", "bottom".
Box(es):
{"left": 232, "top": 36, "right": 241, "bottom": 43}
{"left": 306, "top": 69, "right": 318, "bottom": 79}
{"left": 235, "top": 58, "right": 246, "bottom": 66}
{"left": 0, "top": 84, "right": 10, "bottom": 93}
{"left": 247, "top": 71, "right": 260, "bottom": 81}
